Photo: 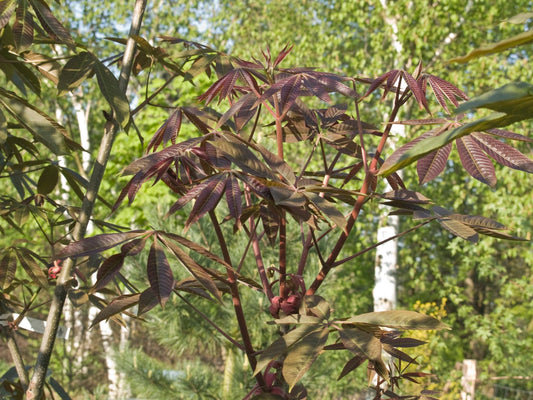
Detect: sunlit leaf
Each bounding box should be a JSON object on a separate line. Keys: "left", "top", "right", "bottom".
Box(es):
{"left": 449, "top": 30, "right": 533, "bottom": 64}
{"left": 0, "top": 0, "right": 17, "bottom": 30}
{"left": 342, "top": 310, "right": 449, "bottom": 330}
{"left": 379, "top": 112, "right": 524, "bottom": 177}
{"left": 0, "top": 88, "right": 78, "bottom": 155}
{"left": 473, "top": 132, "right": 533, "bottom": 173}
{"left": 254, "top": 324, "right": 320, "bottom": 375}
{"left": 92, "top": 56, "right": 130, "bottom": 128}
{"left": 13, "top": 3, "right": 34, "bottom": 52}
{"left": 455, "top": 82, "right": 533, "bottom": 117}
{"left": 283, "top": 327, "right": 329, "bottom": 391}
{"left": 57, "top": 52, "right": 97, "bottom": 95}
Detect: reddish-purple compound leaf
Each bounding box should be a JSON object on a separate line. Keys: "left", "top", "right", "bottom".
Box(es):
{"left": 159, "top": 236, "right": 222, "bottom": 302}
{"left": 362, "top": 70, "right": 398, "bottom": 99}
{"left": 402, "top": 71, "right": 430, "bottom": 113}
{"left": 216, "top": 92, "right": 258, "bottom": 131}
{"left": 138, "top": 287, "right": 159, "bottom": 315}
{"left": 147, "top": 239, "right": 174, "bottom": 308}
{"left": 121, "top": 236, "right": 149, "bottom": 257}
{"left": 456, "top": 135, "right": 497, "bottom": 186}
{"left": 90, "top": 293, "right": 141, "bottom": 327}
{"left": 304, "top": 71, "right": 357, "bottom": 101}
{"left": 13, "top": 3, "right": 34, "bottom": 52}
{"left": 94, "top": 254, "right": 125, "bottom": 292}
{"left": 123, "top": 138, "right": 205, "bottom": 176}
{"left": 426, "top": 74, "right": 468, "bottom": 114}
{"left": 273, "top": 44, "right": 294, "bottom": 68}
{"left": 225, "top": 174, "right": 242, "bottom": 223}
{"left": 417, "top": 143, "right": 452, "bottom": 184}
{"left": 160, "top": 232, "right": 234, "bottom": 273}
{"left": 338, "top": 354, "right": 366, "bottom": 380}
{"left": 146, "top": 108, "right": 183, "bottom": 153}
{"left": 472, "top": 132, "right": 533, "bottom": 173}
{"left": 486, "top": 128, "right": 533, "bottom": 143}
{"left": 380, "top": 336, "right": 426, "bottom": 348}
{"left": 57, "top": 230, "right": 148, "bottom": 259}
{"left": 184, "top": 175, "right": 227, "bottom": 230}
{"left": 382, "top": 343, "right": 418, "bottom": 365}
{"left": 166, "top": 182, "right": 207, "bottom": 217}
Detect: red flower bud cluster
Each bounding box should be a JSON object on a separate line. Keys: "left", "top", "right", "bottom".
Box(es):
{"left": 48, "top": 260, "right": 62, "bottom": 279}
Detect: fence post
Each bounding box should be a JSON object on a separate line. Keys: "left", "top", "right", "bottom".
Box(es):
{"left": 461, "top": 359, "right": 477, "bottom": 400}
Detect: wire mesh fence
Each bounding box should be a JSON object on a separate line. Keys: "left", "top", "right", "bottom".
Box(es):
{"left": 492, "top": 384, "right": 533, "bottom": 400}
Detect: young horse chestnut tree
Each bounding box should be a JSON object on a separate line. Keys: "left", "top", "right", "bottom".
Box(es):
{"left": 57, "top": 42, "right": 531, "bottom": 399}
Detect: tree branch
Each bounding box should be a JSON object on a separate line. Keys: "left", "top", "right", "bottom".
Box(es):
{"left": 25, "top": 1, "right": 147, "bottom": 398}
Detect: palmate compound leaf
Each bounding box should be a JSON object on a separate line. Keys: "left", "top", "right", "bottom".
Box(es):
{"left": 282, "top": 327, "right": 329, "bottom": 392}
{"left": 147, "top": 238, "right": 174, "bottom": 308}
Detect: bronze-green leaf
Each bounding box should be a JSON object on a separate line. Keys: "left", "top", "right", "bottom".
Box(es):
{"left": 343, "top": 310, "right": 449, "bottom": 330}
{"left": 282, "top": 327, "right": 329, "bottom": 392}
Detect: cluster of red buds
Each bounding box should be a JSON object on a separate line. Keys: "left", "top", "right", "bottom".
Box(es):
{"left": 48, "top": 260, "right": 62, "bottom": 279}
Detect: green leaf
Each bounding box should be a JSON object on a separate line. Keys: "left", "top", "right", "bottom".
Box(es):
{"left": 0, "top": 250, "right": 17, "bottom": 290}
{"left": 254, "top": 324, "right": 320, "bottom": 375}
{"left": 58, "top": 52, "right": 97, "bottom": 95}
{"left": 0, "top": 0, "right": 17, "bottom": 30}
{"left": 338, "top": 328, "right": 382, "bottom": 361}
{"left": 282, "top": 327, "right": 329, "bottom": 392}
{"left": 449, "top": 30, "right": 533, "bottom": 64}
{"left": 37, "top": 164, "right": 59, "bottom": 195}
{"left": 211, "top": 136, "right": 278, "bottom": 181}
{"left": 303, "top": 295, "right": 331, "bottom": 320}
{"left": 455, "top": 82, "right": 533, "bottom": 116}
{"left": 28, "top": 0, "right": 75, "bottom": 47}
{"left": 273, "top": 314, "right": 323, "bottom": 325}
{"left": 15, "top": 247, "right": 48, "bottom": 287}
{"left": 306, "top": 192, "right": 347, "bottom": 232}
{"left": 342, "top": 310, "right": 449, "bottom": 330}
{"left": 0, "top": 88, "right": 77, "bottom": 154}
{"left": 92, "top": 56, "right": 130, "bottom": 128}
